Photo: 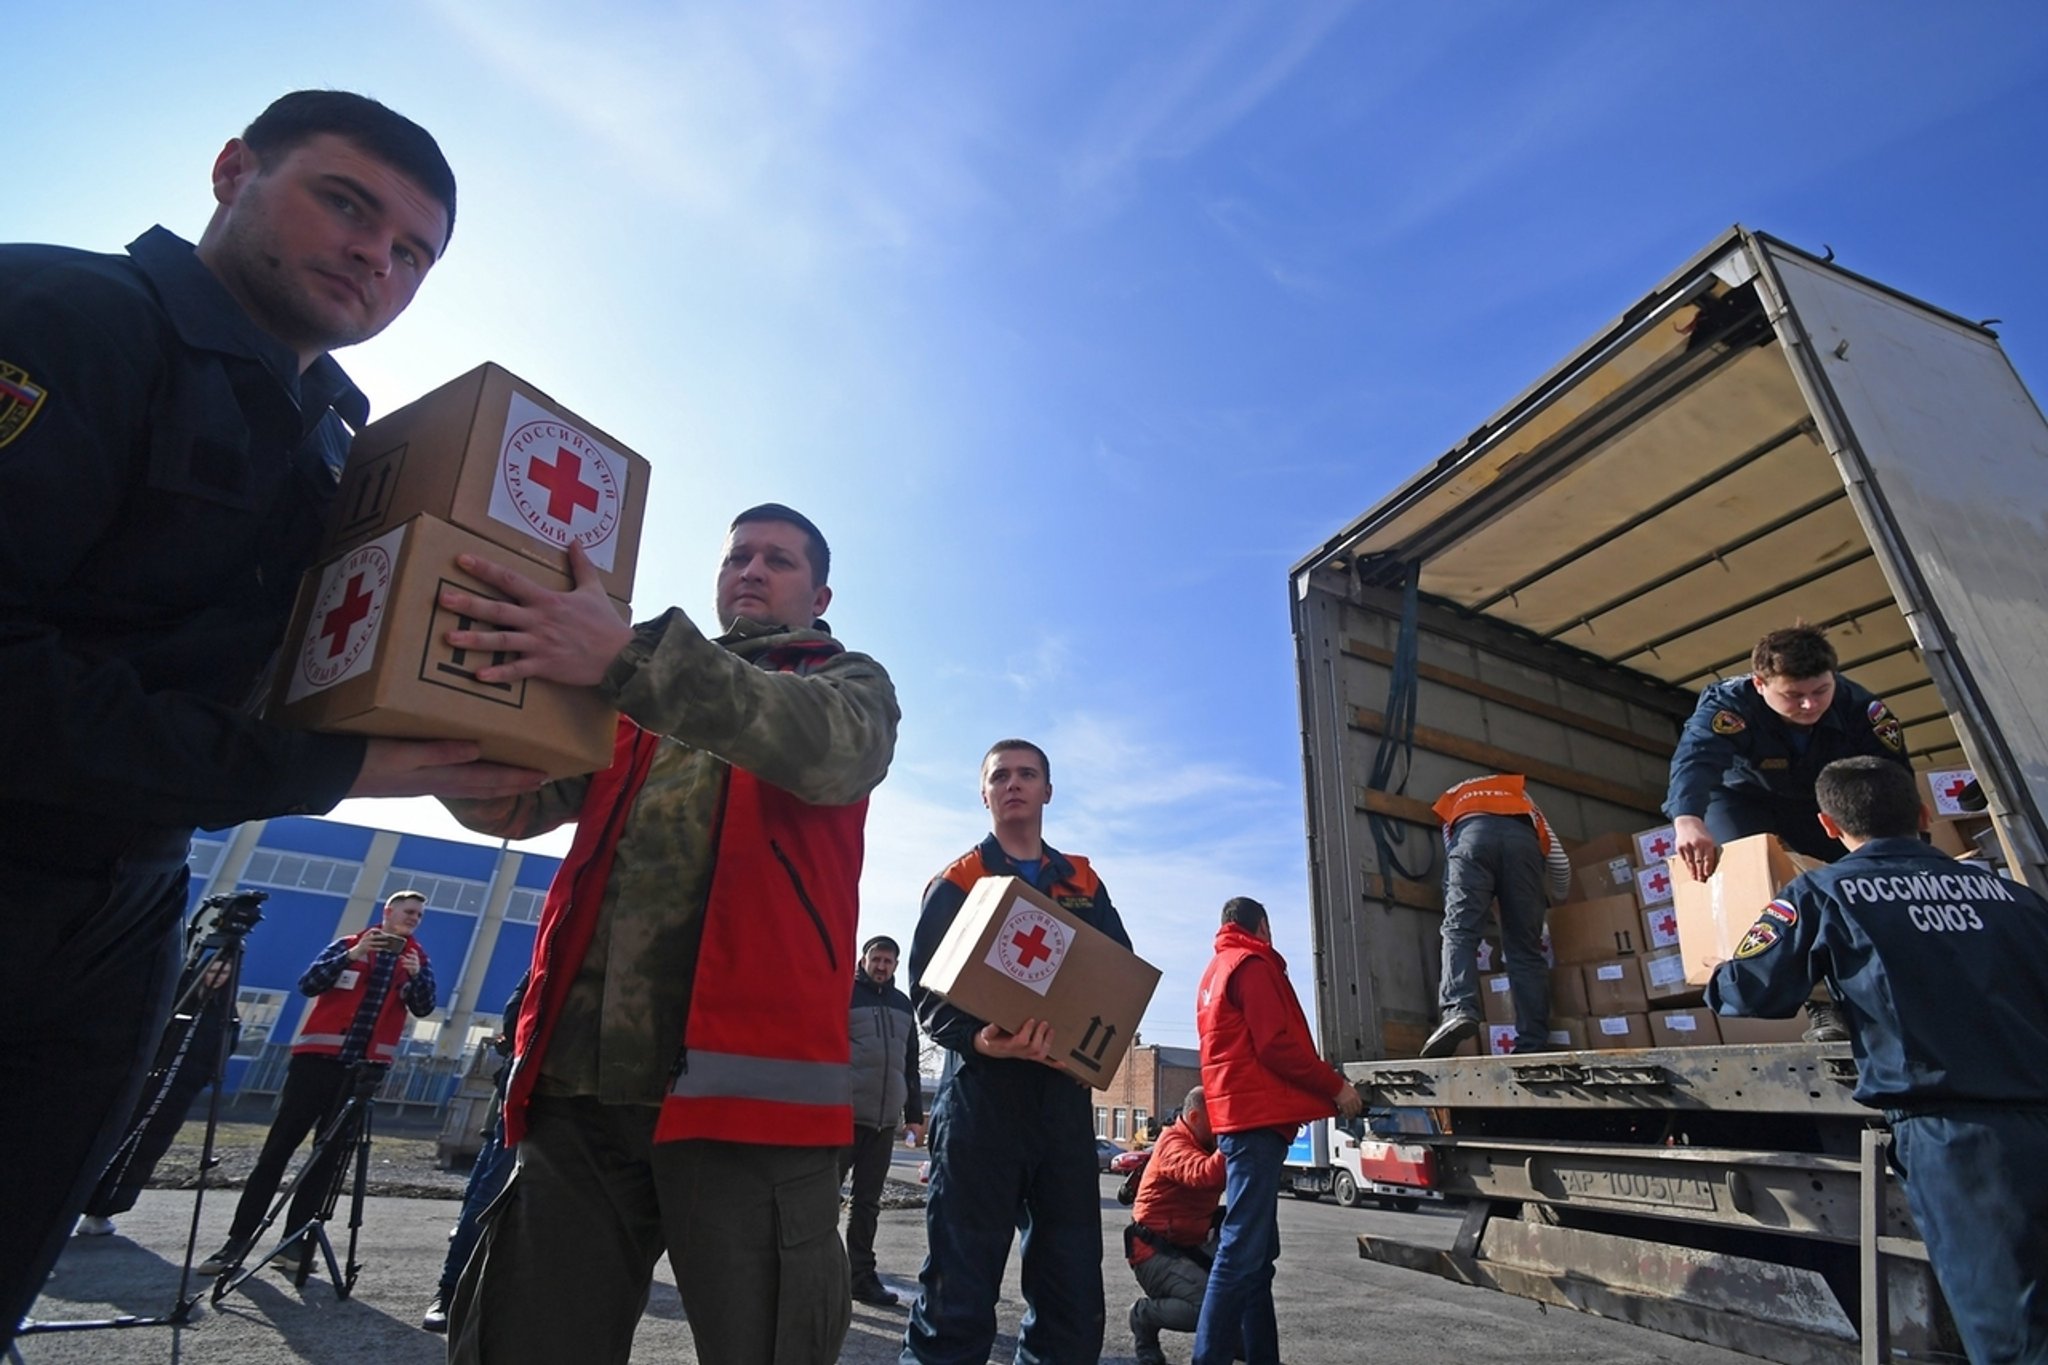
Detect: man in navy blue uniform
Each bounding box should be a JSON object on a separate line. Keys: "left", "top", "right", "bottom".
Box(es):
{"left": 0, "top": 92, "right": 540, "bottom": 1348}
{"left": 903, "top": 740, "right": 1130, "bottom": 1365}
{"left": 1667, "top": 625, "right": 1910, "bottom": 880}
{"left": 1708, "top": 757, "right": 2048, "bottom": 1364}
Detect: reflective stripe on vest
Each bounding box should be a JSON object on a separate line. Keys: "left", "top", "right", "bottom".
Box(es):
{"left": 667, "top": 1050, "right": 852, "bottom": 1107}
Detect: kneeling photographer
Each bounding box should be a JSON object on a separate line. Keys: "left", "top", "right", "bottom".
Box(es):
{"left": 200, "top": 890, "right": 436, "bottom": 1276}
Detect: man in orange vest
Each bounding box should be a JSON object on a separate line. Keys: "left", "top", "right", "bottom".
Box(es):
{"left": 1192, "top": 897, "right": 1363, "bottom": 1365}
{"left": 1420, "top": 774, "right": 1572, "bottom": 1058}
{"left": 200, "top": 889, "right": 435, "bottom": 1273}
{"left": 431, "top": 505, "right": 899, "bottom": 1364}
{"left": 1125, "top": 1086, "right": 1225, "bottom": 1365}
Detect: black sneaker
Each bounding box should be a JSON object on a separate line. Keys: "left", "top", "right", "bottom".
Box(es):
{"left": 1420, "top": 1014, "right": 1481, "bottom": 1059}
{"left": 850, "top": 1277, "right": 900, "bottom": 1308}
{"left": 421, "top": 1294, "right": 450, "bottom": 1333}
{"left": 1802, "top": 1002, "right": 1850, "bottom": 1044}
{"left": 197, "top": 1244, "right": 239, "bottom": 1277}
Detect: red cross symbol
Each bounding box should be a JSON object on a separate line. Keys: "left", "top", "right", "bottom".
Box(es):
{"left": 1943, "top": 777, "right": 1970, "bottom": 801}
{"left": 1011, "top": 924, "right": 1054, "bottom": 968}
{"left": 1648, "top": 835, "right": 1673, "bottom": 859}
{"left": 528, "top": 447, "right": 600, "bottom": 524}
{"left": 1647, "top": 870, "right": 1670, "bottom": 897}
{"left": 1654, "top": 910, "right": 1677, "bottom": 937}
{"left": 318, "top": 574, "right": 374, "bottom": 658}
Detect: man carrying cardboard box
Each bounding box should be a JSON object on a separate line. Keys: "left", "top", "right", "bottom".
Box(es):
{"left": 1666, "top": 625, "right": 1911, "bottom": 1043}
{"left": 1420, "top": 773, "right": 1572, "bottom": 1058}
{"left": 904, "top": 740, "right": 1130, "bottom": 1365}
{"left": 0, "top": 91, "right": 546, "bottom": 1350}
{"left": 430, "top": 505, "right": 899, "bottom": 1365}
{"left": 1192, "top": 897, "right": 1365, "bottom": 1365}
{"left": 1708, "top": 757, "right": 2048, "bottom": 1364}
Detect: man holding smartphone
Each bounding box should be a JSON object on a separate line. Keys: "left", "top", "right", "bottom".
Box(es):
{"left": 200, "top": 890, "right": 436, "bottom": 1274}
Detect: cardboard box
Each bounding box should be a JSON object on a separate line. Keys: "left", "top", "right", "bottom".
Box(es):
{"left": 1545, "top": 1017, "right": 1590, "bottom": 1050}
{"left": 1670, "top": 835, "right": 1824, "bottom": 986}
{"left": 1714, "top": 1014, "right": 1808, "bottom": 1044}
{"left": 270, "top": 515, "right": 622, "bottom": 777}
{"left": 1634, "top": 824, "right": 1679, "bottom": 867}
{"left": 327, "top": 363, "right": 651, "bottom": 600}
{"left": 1642, "top": 902, "right": 1680, "bottom": 950}
{"left": 1634, "top": 861, "right": 1675, "bottom": 908}
{"left": 1574, "top": 856, "right": 1636, "bottom": 904}
{"left": 1484, "top": 1023, "right": 1519, "bottom": 1056}
{"left": 1480, "top": 973, "right": 1517, "bottom": 1025}
{"left": 918, "top": 876, "right": 1159, "bottom": 1087}
{"left": 1640, "top": 948, "right": 1702, "bottom": 1005}
{"left": 1924, "top": 768, "right": 1977, "bottom": 818}
{"left": 1581, "top": 957, "right": 1649, "bottom": 1014}
{"left": 1550, "top": 964, "right": 1590, "bottom": 1018}
{"left": 1649, "top": 1008, "right": 1722, "bottom": 1048}
{"left": 1568, "top": 832, "right": 1638, "bottom": 866}
{"left": 1547, "top": 895, "right": 1641, "bottom": 965}
{"left": 1586, "top": 1013, "right": 1650, "bottom": 1050}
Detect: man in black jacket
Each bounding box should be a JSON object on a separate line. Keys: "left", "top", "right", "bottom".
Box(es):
{"left": 0, "top": 91, "right": 537, "bottom": 1349}
{"left": 842, "top": 935, "right": 923, "bottom": 1307}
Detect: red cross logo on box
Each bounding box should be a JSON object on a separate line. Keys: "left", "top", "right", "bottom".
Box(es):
{"left": 528, "top": 447, "right": 601, "bottom": 524}
{"left": 1647, "top": 870, "right": 1670, "bottom": 897}
{"left": 988, "top": 903, "right": 1069, "bottom": 995}
{"left": 1943, "top": 778, "right": 1969, "bottom": 801}
{"left": 493, "top": 391, "right": 626, "bottom": 565}
{"left": 1648, "top": 835, "right": 1673, "bottom": 859}
{"left": 291, "top": 535, "right": 396, "bottom": 698}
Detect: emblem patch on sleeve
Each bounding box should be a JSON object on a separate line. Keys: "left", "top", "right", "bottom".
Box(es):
{"left": 1868, "top": 699, "right": 1904, "bottom": 752}
{"left": 1733, "top": 919, "right": 1782, "bottom": 958}
{"left": 1760, "top": 898, "right": 1797, "bottom": 927}
{"left": 1711, "top": 709, "right": 1747, "bottom": 736}
{"left": 0, "top": 361, "right": 48, "bottom": 450}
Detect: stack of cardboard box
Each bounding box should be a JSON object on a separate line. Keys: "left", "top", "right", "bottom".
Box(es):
{"left": 269, "top": 364, "right": 650, "bottom": 778}
{"left": 1667, "top": 833, "right": 1824, "bottom": 1044}
{"left": 1531, "top": 823, "right": 1726, "bottom": 1052}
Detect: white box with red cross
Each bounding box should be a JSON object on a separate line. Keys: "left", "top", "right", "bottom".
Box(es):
{"left": 321, "top": 363, "right": 651, "bottom": 602}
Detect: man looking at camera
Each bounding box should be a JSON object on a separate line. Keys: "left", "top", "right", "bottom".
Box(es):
{"left": 0, "top": 90, "right": 536, "bottom": 1347}
{"left": 201, "top": 890, "right": 437, "bottom": 1275}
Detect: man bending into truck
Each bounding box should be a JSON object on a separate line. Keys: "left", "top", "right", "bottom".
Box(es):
{"left": 1125, "top": 1087, "right": 1225, "bottom": 1365}
{"left": 1668, "top": 625, "right": 1911, "bottom": 1042}
{"left": 1420, "top": 774, "right": 1572, "bottom": 1058}
{"left": 1708, "top": 757, "right": 2048, "bottom": 1364}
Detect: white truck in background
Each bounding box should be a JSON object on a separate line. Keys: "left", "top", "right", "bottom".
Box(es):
{"left": 1282, "top": 1116, "right": 1440, "bottom": 1212}
{"left": 1290, "top": 226, "right": 2048, "bottom": 1365}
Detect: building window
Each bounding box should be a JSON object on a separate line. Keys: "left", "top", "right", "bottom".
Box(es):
{"left": 233, "top": 988, "right": 287, "bottom": 1056}
{"left": 1113, "top": 1109, "right": 1128, "bottom": 1141}
{"left": 403, "top": 1016, "right": 444, "bottom": 1052}
{"left": 383, "top": 868, "right": 490, "bottom": 915}
{"left": 1135, "top": 1108, "right": 1150, "bottom": 1139}
{"left": 188, "top": 838, "right": 227, "bottom": 880}
{"left": 1094, "top": 1107, "right": 1108, "bottom": 1138}
{"left": 241, "top": 849, "right": 362, "bottom": 896}
{"left": 504, "top": 887, "right": 545, "bottom": 924}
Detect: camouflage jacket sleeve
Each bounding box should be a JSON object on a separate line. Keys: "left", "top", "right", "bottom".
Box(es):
{"left": 439, "top": 775, "right": 593, "bottom": 843}
{"left": 598, "top": 608, "right": 899, "bottom": 806}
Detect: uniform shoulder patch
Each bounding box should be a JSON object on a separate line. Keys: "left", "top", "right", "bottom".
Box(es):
{"left": 0, "top": 361, "right": 49, "bottom": 450}
{"left": 1760, "top": 898, "right": 1797, "bottom": 927}
{"left": 1867, "top": 699, "right": 1904, "bottom": 753}
{"left": 1711, "top": 709, "right": 1747, "bottom": 736}
{"left": 1733, "top": 919, "right": 1782, "bottom": 958}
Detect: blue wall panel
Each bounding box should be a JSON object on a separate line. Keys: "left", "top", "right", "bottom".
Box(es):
{"left": 391, "top": 834, "right": 500, "bottom": 881}
{"left": 478, "top": 922, "right": 537, "bottom": 1016}
{"left": 256, "top": 816, "right": 377, "bottom": 860}
{"left": 235, "top": 888, "right": 347, "bottom": 999}
{"left": 412, "top": 910, "right": 480, "bottom": 1009}
{"left": 514, "top": 854, "right": 564, "bottom": 890}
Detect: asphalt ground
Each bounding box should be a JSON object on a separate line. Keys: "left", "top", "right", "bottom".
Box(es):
{"left": 17, "top": 1166, "right": 1768, "bottom": 1364}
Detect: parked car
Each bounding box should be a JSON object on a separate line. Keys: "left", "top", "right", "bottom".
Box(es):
{"left": 1095, "top": 1139, "right": 1126, "bottom": 1172}
{"left": 1109, "top": 1147, "right": 1152, "bottom": 1176}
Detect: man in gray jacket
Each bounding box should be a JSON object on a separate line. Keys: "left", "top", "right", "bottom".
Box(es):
{"left": 843, "top": 935, "right": 924, "bottom": 1307}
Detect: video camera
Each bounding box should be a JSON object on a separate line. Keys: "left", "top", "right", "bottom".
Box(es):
{"left": 192, "top": 888, "right": 267, "bottom": 953}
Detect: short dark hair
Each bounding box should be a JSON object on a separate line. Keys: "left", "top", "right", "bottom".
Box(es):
{"left": 861, "top": 935, "right": 899, "bottom": 957}
{"left": 1220, "top": 897, "right": 1268, "bottom": 933}
{"left": 242, "top": 90, "right": 457, "bottom": 248}
{"left": 1752, "top": 624, "right": 1836, "bottom": 681}
{"left": 1816, "top": 757, "right": 1923, "bottom": 839}
{"left": 730, "top": 503, "right": 830, "bottom": 587}
{"left": 983, "top": 739, "right": 1050, "bottom": 782}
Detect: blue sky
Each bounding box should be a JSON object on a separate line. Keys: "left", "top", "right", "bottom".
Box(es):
{"left": 22, "top": 3, "right": 2048, "bottom": 1048}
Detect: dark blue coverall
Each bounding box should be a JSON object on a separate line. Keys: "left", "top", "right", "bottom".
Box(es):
{"left": 904, "top": 834, "right": 1130, "bottom": 1365}
{"left": 1665, "top": 674, "right": 1911, "bottom": 861}
{"left": 0, "top": 229, "right": 371, "bottom": 1347}
{"left": 1708, "top": 838, "right": 2048, "bottom": 1363}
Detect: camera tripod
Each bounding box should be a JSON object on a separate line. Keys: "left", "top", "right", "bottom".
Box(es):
{"left": 211, "top": 1063, "right": 380, "bottom": 1303}
{"left": 16, "top": 890, "right": 264, "bottom": 1337}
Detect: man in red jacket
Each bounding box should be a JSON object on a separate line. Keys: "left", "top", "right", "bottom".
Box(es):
{"left": 1126, "top": 1087, "right": 1225, "bottom": 1365}
{"left": 1192, "top": 897, "right": 1362, "bottom": 1365}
